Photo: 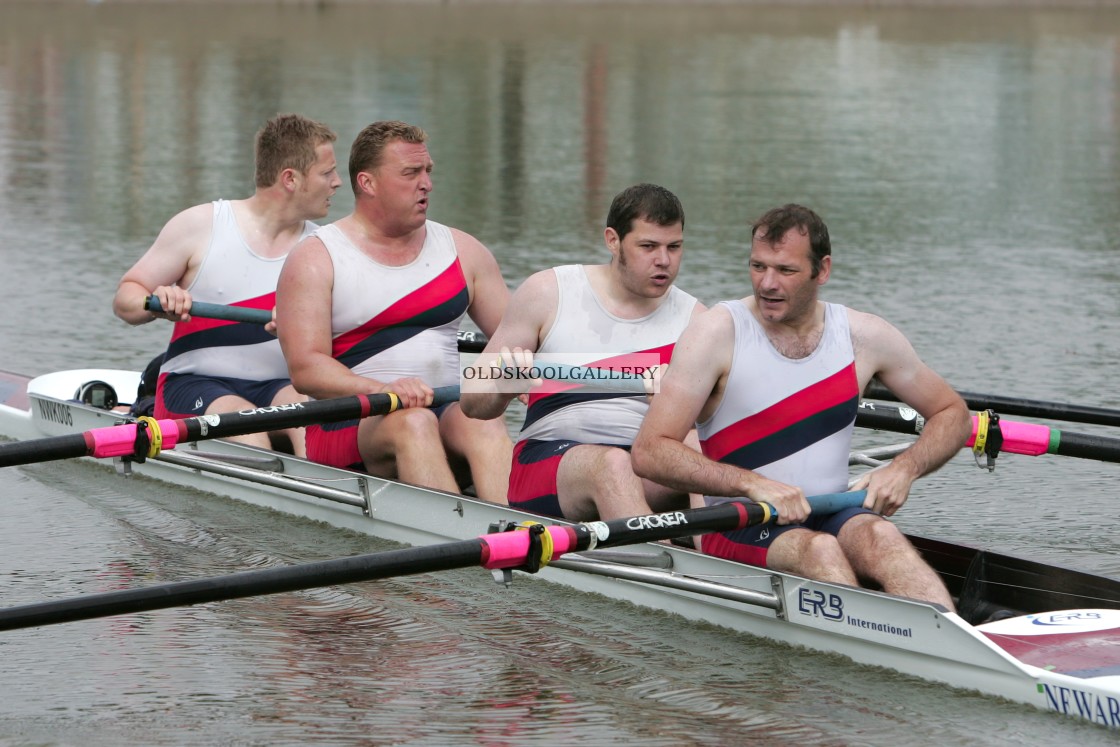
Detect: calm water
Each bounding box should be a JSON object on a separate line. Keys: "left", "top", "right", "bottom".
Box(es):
{"left": 2, "top": 2, "right": 1120, "bottom": 744}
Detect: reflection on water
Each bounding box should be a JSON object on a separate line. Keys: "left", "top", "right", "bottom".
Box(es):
{"left": 2, "top": 2, "right": 1120, "bottom": 744}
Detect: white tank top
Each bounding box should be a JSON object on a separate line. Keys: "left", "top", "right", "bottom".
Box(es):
{"left": 697, "top": 300, "right": 858, "bottom": 502}
{"left": 316, "top": 220, "right": 467, "bottom": 387}
{"left": 519, "top": 264, "right": 698, "bottom": 444}
{"left": 161, "top": 200, "right": 314, "bottom": 380}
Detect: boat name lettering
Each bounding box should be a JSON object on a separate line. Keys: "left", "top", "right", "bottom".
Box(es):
{"left": 36, "top": 399, "right": 73, "bottom": 427}
{"left": 844, "top": 615, "right": 913, "bottom": 638}
{"left": 1031, "top": 611, "right": 1102, "bottom": 626}
{"left": 797, "top": 588, "right": 844, "bottom": 621}
{"left": 1042, "top": 683, "right": 1120, "bottom": 726}
{"left": 626, "top": 512, "right": 688, "bottom": 531}
{"left": 239, "top": 403, "right": 306, "bottom": 416}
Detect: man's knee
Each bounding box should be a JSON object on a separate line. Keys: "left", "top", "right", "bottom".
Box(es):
{"left": 801, "top": 530, "right": 847, "bottom": 566}
{"left": 378, "top": 408, "right": 442, "bottom": 447}
{"left": 851, "top": 515, "right": 911, "bottom": 555}
{"left": 587, "top": 446, "right": 639, "bottom": 490}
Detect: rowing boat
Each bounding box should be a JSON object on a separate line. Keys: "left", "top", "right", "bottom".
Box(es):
{"left": 2, "top": 366, "right": 1119, "bottom": 729}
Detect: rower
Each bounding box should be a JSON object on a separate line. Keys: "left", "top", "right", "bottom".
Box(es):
{"left": 112, "top": 114, "right": 343, "bottom": 457}
{"left": 631, "top": 203, "right": 970, "bottom": 608}
{"left": 461, "top": 183, "right": 706, "bottom": 522}
{"left": 276, "top": 120, "right": 513, "bottom": 504}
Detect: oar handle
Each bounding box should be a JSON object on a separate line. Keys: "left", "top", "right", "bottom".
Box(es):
{"left": 144, "top": 297, "right": 492, "bottom": 359}
{"left": 804, "top": 490, "right": 867, "bottom": 516}
{"left": 765, "top": 490, "right": 867, "bottom": 521}
{"left": 145, "top": 296, "right": 273, "bottom": 325}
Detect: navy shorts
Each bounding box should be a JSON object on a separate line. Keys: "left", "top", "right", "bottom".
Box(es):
{"left": 507, "top": 439, "right": 631, "bottom": 519}
{"left": 156, "top": 373, "right": 292, "bottom": 419}
{"left": 701, "top": 503, "right": 877, "bottom": 567}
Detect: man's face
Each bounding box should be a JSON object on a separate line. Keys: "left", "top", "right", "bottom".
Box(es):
{"left": 608, "top": 217, "right": 684, "bottom": 299}
{"left": 749, "top": 226, "right": 829, "bottom": 325}
{"left": 369, "top": 140, "right": 434, "bottom": 232}
{"left": 295, "top": 142, "right": 342, "bottom": 220}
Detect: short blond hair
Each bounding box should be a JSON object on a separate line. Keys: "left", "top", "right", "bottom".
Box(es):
{"left": 254, "top": 114, "right": 337, "bottom": 188}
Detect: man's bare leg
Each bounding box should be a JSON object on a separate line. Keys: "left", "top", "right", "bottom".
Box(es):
{"left": 439, "top": 404, "right": 512, "bottom": 505}
{"left": 838, "top": 514, "right": 955, "bottom": 609}
{"left": 358, "top": 409, "right": 459, "bottom": 493}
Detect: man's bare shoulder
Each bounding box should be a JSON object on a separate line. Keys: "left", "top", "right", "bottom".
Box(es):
{"left": 672, "top": 302, "right": 736, "bottom": 353}
{"left": 160, "top": 202, "right": 217, "bottom": 236}
{"left": 285, "top": 233, "right": 330, "bottom": 266}
{"left": 123, "top": 203, "right": 216, "bottom": 282}
{"left": 694, "top": 301, "right": 735, "bottom": 329}
{"left": 449, "top": 226, "right": 495, "bottom": 259}
{"left": 510, "top": 267, "right": 560, "bottom": 303}
{"left": 846, "top": 307, "right": 906, "bottom": 345}
{"left": 684, "top": 294, "right": 708, "bottom": 316}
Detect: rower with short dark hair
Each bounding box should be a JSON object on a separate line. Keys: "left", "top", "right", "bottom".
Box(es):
{"left": 461, "top": 183, "right": 706, "bottom": 521}
{"left": 113, "top": 113, "right": 343, "bottom": 456}
{"left": 631, "top": 203, "right": 969, "bottom": 608}
{"left": 276, "top": 120, "right": 513, "bottom": 504}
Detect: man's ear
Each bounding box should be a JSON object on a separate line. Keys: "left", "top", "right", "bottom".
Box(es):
{"left": 816, "top": 254, "right": 832, "bottom": 285}
{"left": 604, "top": 227, "right": 620, "bottom": 256}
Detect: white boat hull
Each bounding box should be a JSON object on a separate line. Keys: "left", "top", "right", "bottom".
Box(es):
{"left": 2, "top": 368, "right": 1118, "bottom": 729}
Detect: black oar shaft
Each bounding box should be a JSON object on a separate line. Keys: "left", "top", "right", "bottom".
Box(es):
{"left": 0, "top": 388, "right": 460, "bottom": 468}
{"left": 0, "top": 433, "right": 92, "bottom": 468}
{"left": 1051, "top": 431, "right": 1120, "bottom": 462}
{"left": 588, "top": 501, "right": 769, "bottom": 549}
{"left": 865, "top": 380, "right": 1120, "bottom": 428}
{"left": 0, "top": 540, "right": 487, "bottom": 632}
{"left": 0, "top": 501, "right": 780, "bottom": 632}
{"left": 855, "top": 402, "right": 923, "bottom": 436}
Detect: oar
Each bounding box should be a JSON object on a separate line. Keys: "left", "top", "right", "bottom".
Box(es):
{"left": 0, "top": 491, "right": 866, "bottom": 631}
{"left": 145, "top": 296, "right": 491, "bottom": 354}
{"left": 0, "top": 387, "right": 460, "bottom": 468}
{"left": 855, "top": 400, "right": 1120, "bottom": 463}
{"left": 865, "top": 380, "right": 1120, "bottom": 429}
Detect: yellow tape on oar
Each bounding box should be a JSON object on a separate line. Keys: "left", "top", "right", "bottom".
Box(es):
{"left": 973, "top": 410, "right": 989, "bottom": 455}
{"left": 760, "top": 502, "right": 774, "bottom": 525}
{"left": 385, "top": 392, "right": 401, "bottom": 412}
{"left": 136, "top": 416, "right": 163, "bottom": 459}
{"left": 515, "top": 520, "right": 554, "bottom": 572}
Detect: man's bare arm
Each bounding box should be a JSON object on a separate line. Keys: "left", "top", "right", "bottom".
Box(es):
{"left": 851, "top": 311, "right": 971, "bottom": 515}
{"left": 459, "top": 270, "right": 555, "bottom": 421}
{"left": 113, "top": 204, "right": 211, "bottom": 324}
{"left": 632, "top": 306, "right": 811, "bottom": 523}
{"left": 454, "top": 228, "right": 510, "bottom": 338}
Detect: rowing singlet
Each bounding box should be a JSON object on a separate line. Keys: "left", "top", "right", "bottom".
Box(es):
{"left": 518, "top": 264, "right": 698, "bottom": 445}
{"left": 160, "top": 200, "right": 314, "bottom": 381}
{"left": 697, "top": 300, "right": 859, "bottom": 501}
{"left": 316, "top": 220, "right": 467, "bottom": 387}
